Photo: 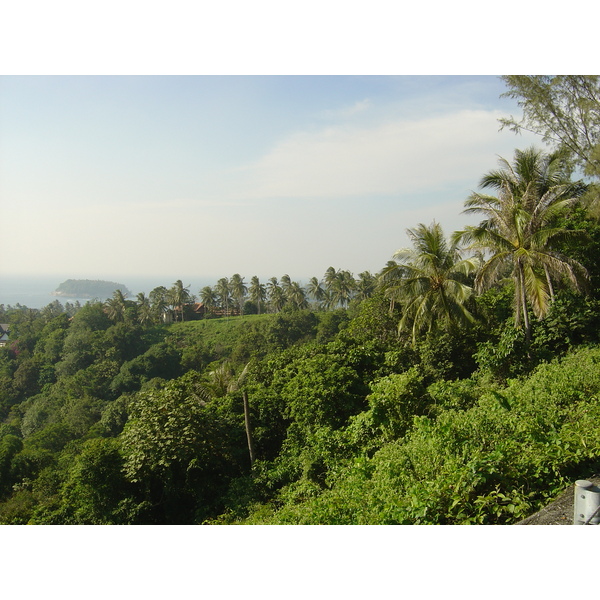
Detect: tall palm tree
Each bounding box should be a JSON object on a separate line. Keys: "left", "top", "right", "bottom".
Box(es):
{"left": 388, "top": 221, "right": 479, "bottom": 345}
{"left": 267, "top": 277, "right": 286, "bottom": 312}
{"left": 280, "top": 274, "right": 292, "bottom": 305}
{"left": 105, "top": 289, "right": 127, "bottom": 322}
{"left": 456, "top": 147, "right": 589, "bottom": 341}
{"left": 136, "top": 292, "right": 153, "bottom": 326}
{"left": 199, "top": 286, "right": 217, "bottom": 316}
{"left": 328, "top": 269, "right": 356, "bottom": 308}
{"left": 230, "top": 274, "right": 247, "bottom": 316}
{"left": 215, "top": 277, "right": 231, "bottom": 317}
{"left": 248, "top": 276, "right": 266, "bottom": 315}
{"left": 378, "top": 261, "right": 407, "bottom": 311}
{"left": 202, "top": 360, "right": 255, "bottom": 465}
{"left": 149, "top": 286, "right": 169, "bottom": 322}
{"left": 287, "top": 281, "right": 308, "bottom": 310}
{"left": 323, "top": 266, "right": 338, "bottom": 285}
{"left": 169, "top": 280, "right": 192, "bottom": 322}
{"left": 355, "top": 271, "right": 376, "bottom": 301}
{"left": 306, "top": 276, "right": 326, "bottom": 308}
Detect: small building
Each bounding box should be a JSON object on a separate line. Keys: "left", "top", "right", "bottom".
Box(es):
{"left": 0, "top": 323, "right": 9, "bottom": 347}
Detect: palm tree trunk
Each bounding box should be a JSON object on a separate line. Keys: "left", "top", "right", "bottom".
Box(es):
{"left": 518, "top": 264, "right": 532, "bottom": 345}
{"left": 242, "top": 390, "right": 255, "bottom": 466}
{"left": 544, "top": 264, "right": 555, "bottom": 302}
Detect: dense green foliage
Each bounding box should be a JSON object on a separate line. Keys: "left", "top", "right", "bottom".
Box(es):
{"left": 2, "top": 275, "right": 600, "bottom": 524}
{"left": 2, "top": 79, "right": 600, "bottom": 525}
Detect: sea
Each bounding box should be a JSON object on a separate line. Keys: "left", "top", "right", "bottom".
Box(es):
{"left": 0, "top": 274, "right": 217, "bottom": 310}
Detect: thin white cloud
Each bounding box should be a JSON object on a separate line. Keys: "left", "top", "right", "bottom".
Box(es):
{"left": 232, "top": 108, "right": 539, "bottom": 202}
{"left": 319, "top": 98, "right": 371, "bottom": 120}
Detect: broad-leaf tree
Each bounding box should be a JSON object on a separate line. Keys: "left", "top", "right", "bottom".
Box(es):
{"left": 500, "top": 75, "right": 600, "bottom": 178}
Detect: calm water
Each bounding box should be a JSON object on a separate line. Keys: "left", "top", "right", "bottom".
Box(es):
{"left": 0, "top": 275, "right": 216, "bottom": 310}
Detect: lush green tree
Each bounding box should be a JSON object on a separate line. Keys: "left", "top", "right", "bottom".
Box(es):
{"left": 346, "top": 368, "right": 426, "bottom": 449}
{"left": 266, "top": 310, "right": 318, "bottom": 350}
{"left": 110, "top": 342, "right": 182, "bottom": 395}
{"left": 52, "top": 438, "right": 132, "bottom": 524}
{"left": 68, "top": 302, "right": 112, "bottom": 333}
{"left": 35, "top": 313, "right": 70, "bottom": 364}
{"left": 387, "top": 222, "right": 478, "bottom": 344}
{"left": 0, "top": 434, "right": 23, "bottom": 498}
{"left": 120, "top": 373, "right": 244, "bottom": 523}
{"left": 40, "top": 300, "right": 64, "bottom": 321}
{"left": 457, "top": 147, "right": 589, "bottom": 341}
{"left": 149, "top": 286, "right": 169, "bottom": 321}
{"left": 499, "top": 75, "right": 600, "bottom": 177}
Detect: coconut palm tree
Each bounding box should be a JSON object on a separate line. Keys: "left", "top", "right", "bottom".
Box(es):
{"left": 215, "top": 277, "right": 231, "bottom": 317}
{"left": 105, "top": 289, "right": 128, "bottom": 322}
{"left": 199, "top": 286, "right": 217, "bottom": 316}
{"left": 169, "top": 280, "right": 192, "bottom": 322}
{"left": 202, "top": 360, "right": 255, "bottom": 465}
{"left": 388, "top": 221, "right": 479, "bottom": 345}
{"left": 328, "top": 269, "right": 356, "bottom": 308}
{"left": 323, "top": 266, "right": 339, "bottom": 287}
{"left": 287, "top": 281, "right": 309, "bottom": 310}
{"left": 230, "top": 274, "right": 247, "bottom": 316}
{"left": 355, "top": 271, "right": 376, "bottom": 301}
{"left": 378, "top": 260, "right": 407, "bottom": 311}
{"left": 267, "top": 277, "right": 286, "bottom": 312}
{"left": 280, "top": 274, "right": 292, "bottom": 303}
{"left": 456, "top": 147, "right": 589, "bottom": 341}
{"left": 136, "top": 292, "right": 153, "bottom": 326}
{"left": 306, "top": 276, "right": 326, "bottom": 308}
{"left": 248, "top": 276, "right": 267, "bottom": 314}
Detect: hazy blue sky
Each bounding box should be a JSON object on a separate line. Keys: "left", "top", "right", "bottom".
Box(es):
{"left": 0, "top": 75, "right": 541, "bottom": 283}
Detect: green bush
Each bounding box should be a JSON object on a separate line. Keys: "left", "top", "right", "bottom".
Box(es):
{"left": 245, "top": 346, "right": 600, "bottom": 524}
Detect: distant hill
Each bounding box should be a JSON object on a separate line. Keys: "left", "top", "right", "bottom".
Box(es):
{"left": 52, "top": 279, "right": 132, "bottom": 299}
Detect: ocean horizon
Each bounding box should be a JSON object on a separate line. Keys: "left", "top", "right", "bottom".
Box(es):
{"left": 0, "top": 274, "right": 219, "bottom": 310}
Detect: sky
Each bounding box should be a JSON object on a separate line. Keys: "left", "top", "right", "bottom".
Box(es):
{"left": 0, "top": 74, "right": 544, "bottom": 285}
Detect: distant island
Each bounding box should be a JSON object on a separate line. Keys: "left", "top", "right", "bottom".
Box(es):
{"left": 52, "top": 279, "right": 132, "bottom": 299}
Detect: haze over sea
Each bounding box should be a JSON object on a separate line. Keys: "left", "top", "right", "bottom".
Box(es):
{"left": 0, "top": 274, "right": 216, "bottom": 310}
